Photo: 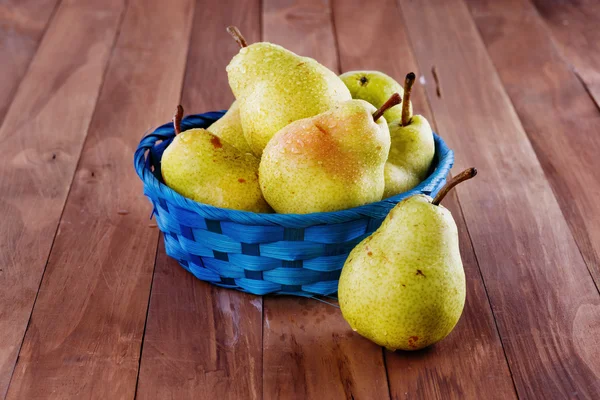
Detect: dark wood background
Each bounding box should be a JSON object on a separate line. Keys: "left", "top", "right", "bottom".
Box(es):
{"left": 1, "top": 0, "right": 599, "bottom": 398}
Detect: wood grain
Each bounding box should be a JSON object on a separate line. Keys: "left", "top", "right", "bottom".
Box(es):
{"left": 531, "top": 0, "right": 600, "bottom": 106}
{"left": 263, "top": 298, "right": 389, "bottom": 400}
{"left": 263, "top": 0, "right": 339, "bottom": 72}
{"left": 0, "top": 0, "right": 126, "bottom": 397}
{"left": 138, "top": 241, "right": 263, "bottom": 400}
{"left": 467, "top": 0, "right": 600, "bottom": 303}
{"left": 180, "top": 0, "right": 261, "bottom": 111}
{"left": 334, "top": 0, "right": 432, "bottom": 121}
{"left": 4, "top": 0, "right": 194, "bottom": 398}
{"left": 0, "top": 0, "right": 58, "bottom": 125}
{"left": 262, "top": 1, "right": 390, "bottom": 398}
{"left": 333, "top": 0, "right": 516, "bottom": 397}
{"left": 397, "top": 0, "right": 600, "bottom": 398}
{"left": 136, "top": 1, "right": 264, "bottom": 399}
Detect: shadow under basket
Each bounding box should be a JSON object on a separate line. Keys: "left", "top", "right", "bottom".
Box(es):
{"left": 134, "top": 111, "right": 454, "bottom": 297}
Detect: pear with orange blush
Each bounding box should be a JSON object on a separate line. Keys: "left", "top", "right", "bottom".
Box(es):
{"left": 259, "top": 94, "right": 401, "bottom": 214}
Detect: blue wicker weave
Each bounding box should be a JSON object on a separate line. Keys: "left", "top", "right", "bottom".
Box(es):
{"left": 134, "top": 111, "right": 454, "bottom": 296}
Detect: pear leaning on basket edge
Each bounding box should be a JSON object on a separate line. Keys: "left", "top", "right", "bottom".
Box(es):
{"left": 259, "top": 94, "right": 401, "bottom": 214}
{"left": 225, "top": 26, "right": 351, "bottom": 157}
{"left": 384, "top": 73, "right": 435, "bottom": 198}
{"left": 338, "top": 168, "right": 477, "bottom": 350}
{"left": 161, "top": 105, "right": 272, "bottom": 213}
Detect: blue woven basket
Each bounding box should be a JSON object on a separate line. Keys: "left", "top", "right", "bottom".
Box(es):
{"left": 134, "top": 111, "right": 454, "bottom": 297}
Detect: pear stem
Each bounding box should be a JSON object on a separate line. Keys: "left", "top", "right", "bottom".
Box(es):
{"left": 431, "top": 168, "right": 478, "bottom": 206}
{"left": 373, "top": 93, "right": 402, "bottom": 122}
{"left": 173, "top": 105, "right": 183, "bottom": 135}
{"left": 227, "top": 26, "right": 248, "bottom": 48}
{"left": 401, "top": 72, "right": 416, "bottom": 126}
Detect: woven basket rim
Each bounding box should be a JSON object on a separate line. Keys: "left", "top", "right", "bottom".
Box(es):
{"left": 134, "top": 111, "right": 454, "bottom": 227}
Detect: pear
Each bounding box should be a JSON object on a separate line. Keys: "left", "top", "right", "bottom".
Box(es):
{"left": 226, "top": 26, "right": 351, "bottom": 156}
{"left": 384, "top": 73, "right": 435, "bottom": 198}
{"left": 259, "top": 94, "right": 400, "bottom": 214}
{"left": 383, "top": 163, "right": 420, "bottom": 199}
{"left": 206, "top": 100, "right": 252, "bottom": 153}
{"left": 340, "top": 70, "right": 412, "bottom": 123}
{"left": 161, "top": 106, "right": 271, "bottom": 213}
{"left": 338, "top": 168, "right": 477, "bottom": 350}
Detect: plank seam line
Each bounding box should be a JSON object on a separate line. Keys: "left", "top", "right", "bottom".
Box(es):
{"left": 260, "top": 293, "right": 265, "bottom": 400}
{"left": 394, "top": 0, "right": 521, "bottom": 397}
{"left": 133, "top": 234, "right": 161, "bottom": 399}
{"left": 132, "top": 0, "right": 197, "bottom": 396}
{"left": 0, "top": 0, "right": 62, "bottom": 130}
{"left": 572, "top": 70, "right": 600, "bottom": 116}
{"left": 453, "top": 192, "right": 520, "bottom": 399}
{"left": 328, "top": 0, "right": 343, "bottom": 74}
{"left": 524, "top": 0, "right": 600, "bottom": 295}
{"left": 260, "top": 291, "right": 265, "bottom": 400}
{"left": 498, "top": 0, "right": 600, "bottom": 297}
{"left": 259, "top": 2, "right": 265, "bottom": 397}
{"left": 381, "top": 347, "right": 393, "bottom": 400}
{"left": 2, "top": 0, "right": 132, "bottom": 397}
{"left": 525, "top": 0, "right": 600, "bottom": 115}
{"left": 443, "top": 4, "right": 520, "bottom": 393}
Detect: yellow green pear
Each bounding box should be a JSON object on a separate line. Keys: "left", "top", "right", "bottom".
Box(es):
{"left": 259, "top": 95, "right": 400, "bottom": 214}
{"left": 338, "top": 169, "right": 477, "bottom": 351}
{"left": 161, "top": 106, "right": 271, "bottom": 213}
{"left": 384, "top": 73, "right": 435, "bottom": 198}
{"left": 388, "top": 115, "right": 434, "bottom": 180}
{"left": 383, "top": 163, "right": 420, "bottom": 199}
{"left": 206, "top": 100, "right": 252, "bottom": 153}
{"left": 340, "top": 70, "right": 412, "bottom": 123}
{"left": 226, "top": 26, "right": 351, "bottom": 156}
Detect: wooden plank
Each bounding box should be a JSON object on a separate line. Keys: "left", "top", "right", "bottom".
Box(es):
{"left": 4, "top": 0, "right": 194, "bottom": 398}
{"left": 136, "top": 1, "right": 264, "bottom": 398}
{"left": 180, "top": 0, "right": 261, "bottom": 111}
{"left": 467, "top": 0, "right": 600, "bottom": 306}
{"left": 0, "top": 0, "right": 58, "bottom": 125}
{"left": 333, "top": 0, "right": 432, "bottom": 120}
{"left": 262, "top": 1, "right": 390, "bottom": 398}
{"left": 263, "top": 298, "right": 389, "bottom": 399}
{"left": 396, "top": 0, "right": 600, "bottom": 398}
{"left": 531, "top": 0, "right": 600, "bottom": 106}
{"left": 262, "top": 0, "right": 339, "bottom": 73}
{"left": 138, "top": 242, "right": 263, "bottom": 400}
{"left": 0, "top": 0, "right": 126, "bottom": 397}
{"left": 333, "top": 1, "right": 517, "bottom": 397}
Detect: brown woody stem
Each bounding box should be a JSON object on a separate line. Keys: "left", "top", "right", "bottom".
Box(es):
{"left": 227, "top": 26, "right": 248, "bottom": 48}
{"left": 432, "top": 168, "right": 477, "bottom": 206}
{"left": 373, "top": 93, "right": 402, "bottom": 122}
{"left": 173, "top": 105, "right": 183, "bottom": 135}
{"left": 401, "top": 72, "right": 416, "bottom": 126}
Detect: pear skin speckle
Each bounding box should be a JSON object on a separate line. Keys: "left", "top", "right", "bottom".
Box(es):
{"left": 387, "top": 115, "right": 435, "bottom": 184}
{"left": 259, "top": 100, "right": 390, "bottom": 214}
{"left": 383, "top": 162, "right": 420, "bottom": 199}
{"left": 227, "top": 42, "right": 351, "bottom": 156}
{"left": 206, "top": 101, "right": 252, "bottom": 153}
{"left": 161, "top": 128, "right": 272, "bottom": 213}
{"left": 338, "top": 195, "right": 466, "bottom": 351}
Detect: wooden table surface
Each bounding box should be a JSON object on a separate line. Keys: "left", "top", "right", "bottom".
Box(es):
{"left": 2, "top": 0, "right": 600, "bottom": 398}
